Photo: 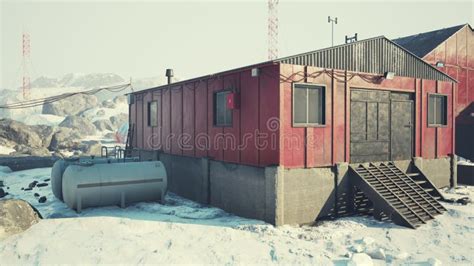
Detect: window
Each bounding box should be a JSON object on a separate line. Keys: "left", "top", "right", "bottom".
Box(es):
{"left": 214, "top": 91, "right": 232, "bottom": 126}
{"left": 147, "top": 101, "right": 158, "bottom": 127}
{"left": 428, "top": 94, "right": 447, "bottom": 126}
{"left": 293, "top": 84, "right": 325, "bottom": 126}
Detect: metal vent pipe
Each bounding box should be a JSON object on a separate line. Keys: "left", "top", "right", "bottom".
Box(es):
{"left": 165, "top": 69, "right": 174, "bottom": 84}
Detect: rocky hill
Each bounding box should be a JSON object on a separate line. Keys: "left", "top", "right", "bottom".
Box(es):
{"left": 31, "top": 73, "right": 125, "bottom": 89}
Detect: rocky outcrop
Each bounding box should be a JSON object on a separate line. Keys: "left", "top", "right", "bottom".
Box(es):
{"left": 79, "top": 140, "right": 102, "bottom": 156}
{"left": 109, "top": 113, "right": 128, "bottom": 128}
{"left": 101, "top": 100, "right": 116, "bottom": 109}
{"left": 42, "top": 94, "right": 99, "bottom": 116}
{"left": 59, "top": 116, "right": 96, "bottom": 136}
{"left": 96, "top": 109, "right": 106, "bottom": 116}
{"left": 48, "top": 127, "right": 82, "bottom": 151}
{"left": 33, "top": 125, "right": 56, "bottom": 148}
{"left": 103, "top": 132, "right": 116, "bottom": 139}
{"left": 0, "top": 199, "right": 41, "bottom": 240}
{"left": 30, "top": 76, "right": 59, "bottom": 88}
{"left": 93, "top": 119, "right": 114, "bottom": 131}
{"left": 0, "top": 119, "right": 45, "bottom": 149}
{"left": 0, "top": 138, "right": 16, "bottom": 149}
{"left": 11, "top": 145, "right": 51, "bottom": 157}
{"left": 113, "top": 95, "right": 127, "bottom": 105}
{"left": 62, "top": 73, "right": 124, "bottom": 88}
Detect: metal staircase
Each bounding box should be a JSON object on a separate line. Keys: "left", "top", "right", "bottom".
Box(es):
{"left": 350, "top": 162, "right": 446, "bottom": 229}
{"left": 406, "top": 165, "right": 445, "bottom": 201}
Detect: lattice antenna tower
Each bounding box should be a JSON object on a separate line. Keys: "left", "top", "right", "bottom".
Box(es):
{"left": 268, "top": 0, "right": 279, "bottom": 60}
{"left": 22, "top": 31, "right": 31, "bottom": 99}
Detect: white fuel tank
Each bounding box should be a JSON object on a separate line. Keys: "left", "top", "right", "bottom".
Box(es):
{"left": 62, "top": 161, "right": 167, "bottom": 212}
{"left": 51, "top": 157, "right": 139, "bottom": 201}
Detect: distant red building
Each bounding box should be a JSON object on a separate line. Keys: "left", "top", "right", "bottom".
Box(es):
{"left": 394, "top": 24, "right": 474, "bottom": 160}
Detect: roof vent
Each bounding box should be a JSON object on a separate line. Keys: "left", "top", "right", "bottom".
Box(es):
{"left": 166, "top": 69, "right": 174, "bottom": 84}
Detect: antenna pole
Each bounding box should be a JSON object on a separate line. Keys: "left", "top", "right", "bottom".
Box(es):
{"left": 22, "top": 32, "right": 31, "bottom": 99}
{"left": 328, "top": 16, "right": 338, "bottom": 47}
{"left": 268, "top": 0, "right": 279, "bottom": 60}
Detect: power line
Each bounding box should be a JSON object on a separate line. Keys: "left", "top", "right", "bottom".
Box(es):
{"left": 0, "top": 83, "right": 131, "bottom": 110}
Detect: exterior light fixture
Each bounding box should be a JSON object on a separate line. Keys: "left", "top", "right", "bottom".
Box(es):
{"left": 383, "top": 71, "right": 395, "bottom": 80}
{"left": 436, "top": 61, "right": 445, "bottom": 67}
{"left": 251, "top": 68, "right": 260, "bottom": 77}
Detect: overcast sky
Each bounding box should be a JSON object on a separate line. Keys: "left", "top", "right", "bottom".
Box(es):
{"left": 1, "top": 0, "right": 472, "bottom": 89}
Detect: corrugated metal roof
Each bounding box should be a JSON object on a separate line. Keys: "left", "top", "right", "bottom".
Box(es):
{"left": 276, "top": 36, "right": 456, "bottom": 82}
{"left": 131, "top": 35, "right": 457, "bottom": 95}
{"left": 392, "top": 24, "right": 466, "bottom": 58}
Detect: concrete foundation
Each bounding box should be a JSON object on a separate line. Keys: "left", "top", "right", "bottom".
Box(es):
{"left": 413, "top": 157, "right": 452, "bottom": 188}
{"left": 210, "top": 161, "right": 267, "bottom": 221}
{"left": 160, "top": 153, "right": 209, "bottom": 204}
{"left": 275, "top": 167, "right": 335, "bottom": 225}
{"left": 132, "top": 150, "right": 455, "bottom": 225}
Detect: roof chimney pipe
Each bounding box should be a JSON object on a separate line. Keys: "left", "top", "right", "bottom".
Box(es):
{"left": 166, "top": 69, "right": 174, "bottom": 84}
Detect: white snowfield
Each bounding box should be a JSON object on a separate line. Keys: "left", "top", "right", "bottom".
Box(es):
{"left": 0, "top": 167, "right": 473, "bottom": 265}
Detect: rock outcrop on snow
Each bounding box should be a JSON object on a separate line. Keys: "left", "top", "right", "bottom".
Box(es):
{"left": 30, "top": 76, "right": 60, "bottom": 88}
{"left": 93, "top": 119, "right": 114, "bottom": 131}
{"left": 34, "top": 124, "right": 56, "bottom": 147}
{"left": 11, "top": 145, "right": 51, "bottom": 157}
{"left": 0, "top": 199, "right": 41, "bottom": 240}
{"left": 60, "top": 73, "right": 125, "bottom": 88}
{"left": 42, "top": 94, "right": 99, "bottom": 116}
{"left": 113, "top": 95, "right": 127, "bottom": 105}
{"left": 101, "top": 100, "right": 116, "bottom": 109}
{"left": 0, "top": 73, "right": 132, "bottom": 157}
{"left": 31, "top": 73, "right": 125, "bottom": 89}
{"left": 59, "top": 116, "right": 96, "bottom": 136}
{"left": 109, "top": 113, "right": 128, "bottom": 128}
{"left": 79, "top": 140, "right": 102, "bottom": 156}
{"left": 0, "top": 119, "right": 48, "bottom": 149}
{"left": 48, "top": 127, "right": 82, "bottom": 151}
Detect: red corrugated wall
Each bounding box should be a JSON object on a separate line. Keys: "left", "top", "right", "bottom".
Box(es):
{"left": 132, "top": 63, "right": 280, "bottom": 167}
{"left": 423, "top": 25, "right": 474, "bottom": 124}
{"left": 279, "top": 64, "right": 455, "bottom": 168}
{"left": 131, "top": 63, "right": 455, "bottom": 168}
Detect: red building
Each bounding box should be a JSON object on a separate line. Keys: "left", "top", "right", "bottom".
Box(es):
{"left": 128, "top": 36, "right": 456, "bottom": 226}
{"left": 394, "top": 24, "right": 474, "bottom": 160}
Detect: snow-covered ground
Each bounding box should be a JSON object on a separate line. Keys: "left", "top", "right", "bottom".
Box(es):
{"left": 0, "top": 166, "right": 473, "bottom": 265}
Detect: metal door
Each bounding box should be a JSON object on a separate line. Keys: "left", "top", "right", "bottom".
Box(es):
{"left": 390, "top": 93, "right": 414, "bottom": 161}
{"left": 350, "top": 89, "right": 413, "bottom": 163}
{"left": 350, "top": 90, "right": 390, "bottom": 163}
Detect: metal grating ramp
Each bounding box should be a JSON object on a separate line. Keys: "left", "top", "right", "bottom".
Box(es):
{"left": 350, "top": 162, "right": 446, "bottom": 229}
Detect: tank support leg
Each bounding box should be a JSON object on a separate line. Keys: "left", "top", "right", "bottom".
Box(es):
{"left": 76, "top": 194, "right": 82, "bottom": 213}
{"left": 159, "top": 192, "right": 165, "bottom": 205}
{"left": 120, "top": 192, "right": 126, "bottom": 208}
